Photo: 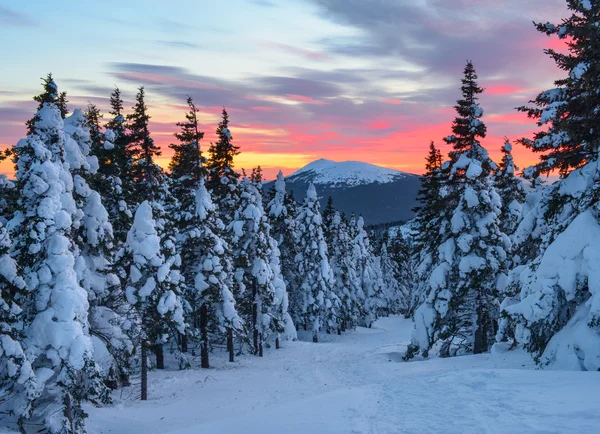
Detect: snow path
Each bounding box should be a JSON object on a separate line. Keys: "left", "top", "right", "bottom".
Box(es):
{"left": 87, "top": 317, "right": 600, "bottom": 434}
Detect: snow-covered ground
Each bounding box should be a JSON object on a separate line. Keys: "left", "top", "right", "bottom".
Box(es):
{"left": 86, "top": 317, "right": 600, "bottom": 434}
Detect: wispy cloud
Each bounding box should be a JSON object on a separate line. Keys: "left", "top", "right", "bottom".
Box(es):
{"left": 0, "top": 5, "right": 35, "bottom": 27}
{"left": 156, "top": 40, "right": 202, "bottom": 49}
{"left": 260, "top": 41, "right": 331, "bottom": 61}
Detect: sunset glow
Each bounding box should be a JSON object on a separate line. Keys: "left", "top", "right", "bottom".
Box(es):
{"left": 0, "top": 0, "right": 569, "bottom": 180}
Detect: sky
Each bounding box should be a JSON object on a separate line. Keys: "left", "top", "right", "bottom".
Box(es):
{"left": 0, "top": 0, "right": 570, "bottom": 180}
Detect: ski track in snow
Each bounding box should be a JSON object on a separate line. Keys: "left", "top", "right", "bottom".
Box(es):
{"left": 86, "top": 317, "right": 600, "bottom": 434}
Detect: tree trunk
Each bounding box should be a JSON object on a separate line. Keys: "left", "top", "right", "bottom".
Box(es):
{"left": 155, "top": 344, "right": 164, "bottom": 369}
{"left": 141, "top": 343, "right": 148, "bottom": 401}
{"left": 227, "top": 328, "right": 234, "bottom": 362}
{"left": 200, "top": 303, "right": 209, "bottom": 369}
{"left": 259, "top": 332, "right": 263, "bottom": 357}
{"left": 252, "top": 285, "right": 259, "bottom": 355}
{"left": 275, "top": 336, "right": 280, "bottom": 350}
{"left": 181, "top": 333, "right": 188, "bottom": 353}
{"left": 313, "top": 332, "right": 318, "bottom": 343}
{"left": 337, "top": 328, "right": 341, "bottom": 335}
{"left": 474, "top": 300, "right": 487, "bottom": 354}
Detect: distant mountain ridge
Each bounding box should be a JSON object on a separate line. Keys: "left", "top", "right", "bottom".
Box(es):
{"left": 263, "top": 159, "right": 421, "bottom": 226}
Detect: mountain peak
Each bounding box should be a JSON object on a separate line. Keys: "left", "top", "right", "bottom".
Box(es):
{"left": 289, "top": 159, "right": 413, "bottom": 188}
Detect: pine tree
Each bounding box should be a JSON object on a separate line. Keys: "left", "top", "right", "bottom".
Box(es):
{"left": 517, "top": 1, "right": 600, "bottom": 177}
{"left": 494, "top": 139, "right": 526, "bottom": 238}
{"left": 352, "top": 216, "right": 387, "bottom": 326}
{"left": 0, "top": 222, "right": 38, "bottom": 428}
{"left": 408, "top": 62, "right": 509, "bottom": 359}
{"left": 377, "top": 233, "right": 406, "bottom": 315}
{"left": 10, "top": 97, "right": 108, "bottom": 432}
{"left": 99, "top": 87, "right": 133, "bottom": 246}
{"left": 496, "top": 1, "right": 600, "bottom": 370}
{"left": 126, "top": 87, "right": 162, "bottom": 202}
{"left": 63, "top": 109, "right": 133, "bottom": 389}
{"left": 169, "top": 96, "right": 206, "bottom": 182}
{"left": 206, "top": 108, "right": 239, "bottom": 198}
{"left": 25, "top": 73, "right": 68, "bottom": 135}
{"left": 191, "top": 179, "right": 243, "bottom": 366}
{"left": 266, "top": 171, "right": 300, "bottom": 325}
{"left": 120, "top": 201, "right": 186, "bottom": 400}
{"left": 328, "top": 211, "right": 362, "bottom": 331}
{"left": 294, "top": 183, "right": 340, "bottom": 341}
{"left": 229, "top": 178, "right": 294, "bottom": 355}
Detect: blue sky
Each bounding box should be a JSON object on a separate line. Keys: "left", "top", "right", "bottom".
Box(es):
{"left": 0, "top": 0, "right": 569, "bottom": 178}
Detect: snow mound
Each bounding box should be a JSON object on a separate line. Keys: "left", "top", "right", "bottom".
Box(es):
{"left": 288, "top": 159, "right": 410, "bottom": 188}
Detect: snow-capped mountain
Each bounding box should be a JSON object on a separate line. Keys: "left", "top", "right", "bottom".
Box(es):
{"left": 289, "top": 159, "right": 410, "bottom": 188}
{"left": 264, "top": 159, "right": 421, "bottom": 225}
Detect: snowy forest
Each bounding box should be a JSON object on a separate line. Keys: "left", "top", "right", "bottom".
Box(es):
{"left": 1, "top": 0, "right": 600, "bottom": 433}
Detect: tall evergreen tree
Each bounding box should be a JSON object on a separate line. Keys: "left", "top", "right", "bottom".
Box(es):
{"left": 10, "top": 97, "right": 108, "bottom": 432}
{"left": 294, "top": 183, "right": 340, "bottom": 341}
{"left": 25, "top": 73, "right": 68, "bottom": 135}
{"left": 206, "top": 108, "right": 239, "bottom": 197}
{"left": 229, "top": 178, "right": 293, "bottom": 355}
{"left": 494, "top": 140, "right": 526, "bottom": 238}
{"left": 266, "top": 171, "right": 300, "bottom": 323}
{"left": 0, "top": 222, "right": 38, "bottom": 428}
{"left": 126, "top": 87, "right": 162, "bottom": 202}
{"left": 328, "top": 211, "right": 362, "bottom": 332}
{"left": 497, "top": 1, "right": 600, "bottom": 371}
{"left": 99, "top": 88, "right": 133, "bottom": 246}
{"left": 191, "top": 179, "right": 243, "bottom": 367}
{"left": 120, "top": 201, "right": 186, "bottom": 400}
{"left": 408, "top": 62, "right": 509, "bottom": 359}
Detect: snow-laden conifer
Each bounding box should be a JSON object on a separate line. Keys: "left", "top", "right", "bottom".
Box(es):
{"left": 294, "top": 183, "right": 340, "bottom": 341}
{"left": 408, "top": 62, "right": 509, "bottom": 359}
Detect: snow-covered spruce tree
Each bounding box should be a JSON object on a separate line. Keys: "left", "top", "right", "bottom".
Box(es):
{"left": 328, "top": 211, "right": 362, "bottom": 332}
{"left": 496, "top": 1, "right": 600, "bottom": 370}
{"left": 409, "top": 143, "right": 447, "bottom": 317}
{"left": 294, "top": 183, "right": 340, "bottom": 342}
{"left": 25, "top": 73, "right": 68, "bottom": 136}
{"left": 229, "top": 177, "right": 294, "bottom": 355}
{"left": 387, "top": 231, "right": 416, "bottom": 317}
{"left": 0, "top": 222, "right": 38, "bottom": 430}
{"left": 120, "top": 201, "right": 185, "bottom": 400}
{"left": 87, "top": 88, "right": 134, "bottom": 247}
{"left": 0, "top": 173, "right": 16, "bottom": 226}
{"left": 191, "top": 179, "right": 243, "bottom": 366}
{"left": 10, "top": 98, "right": 108, "bottom": 432}
{"left": 168, "top": 96, "right": 206, "bottom": 355}
{"left": 63, "top": 109, "right": 133, "bottom": 389}
{"left": 493, "top": 140, "right": 526, "bottom": 238}
{"left": 407, "top": 61, "right": 510, "bottom": 359}
{"left": 126, "top": 86, "right": 162, "bottom": 204}
{"left": 377, "top": 232, "right": 407, "bottom": 315}
{"left": 266, "top": 171, "right": 300, "bottom": 325}
{"left": 206, "top": 108, "right": 240, "bottom": 200}
{"left": 352, "top": 216, "right": 387, "bottom": 326}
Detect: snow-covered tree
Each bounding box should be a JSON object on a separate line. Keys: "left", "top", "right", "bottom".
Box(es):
{"left": 352, "top": 216, "right": 386, "bottom": 326}
{"left": 494, "top": 140, "right": 526, "bottom": 238}
{"left": 206, "top": 108, "right": 239, "bottom": 198}
{"left": 266, "top": 171, "right": 300, "bottom": 321}
{"left": 328, "top": 212, "right": 362, "bottom": 331}
{"left": 0, "top": 222, "right": 38, "bottom": 429}
{"left": 496, "top": 1, "right": 600, "bottom": 370}
{"left": 294, "top": 183, "right": 340, "bottom": 342}
{"left": 63, "top": 109, "right": 133, "bottom": 389}
{"left": 229, "top": 178, "right": 294, "bottom": 355}
{"left": 126, "top": 87, "right": 162, "bottom": 203}
{"left": 91, "top": 88, "right": 133, "bottom": 247}
{"left": 10, "top": 98, "right": 108, "bottom": 432}
{"left": 408, "top": 62, "right": 510, "bottom": 359}
{"left": 120, "top": 201, "right": 186, "bottom": 400}
{"left": 377, "top": 233, "right": 407, "bottom": 315}
{"left": 191, "top": 179, "right": 243, "bottom": 366}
